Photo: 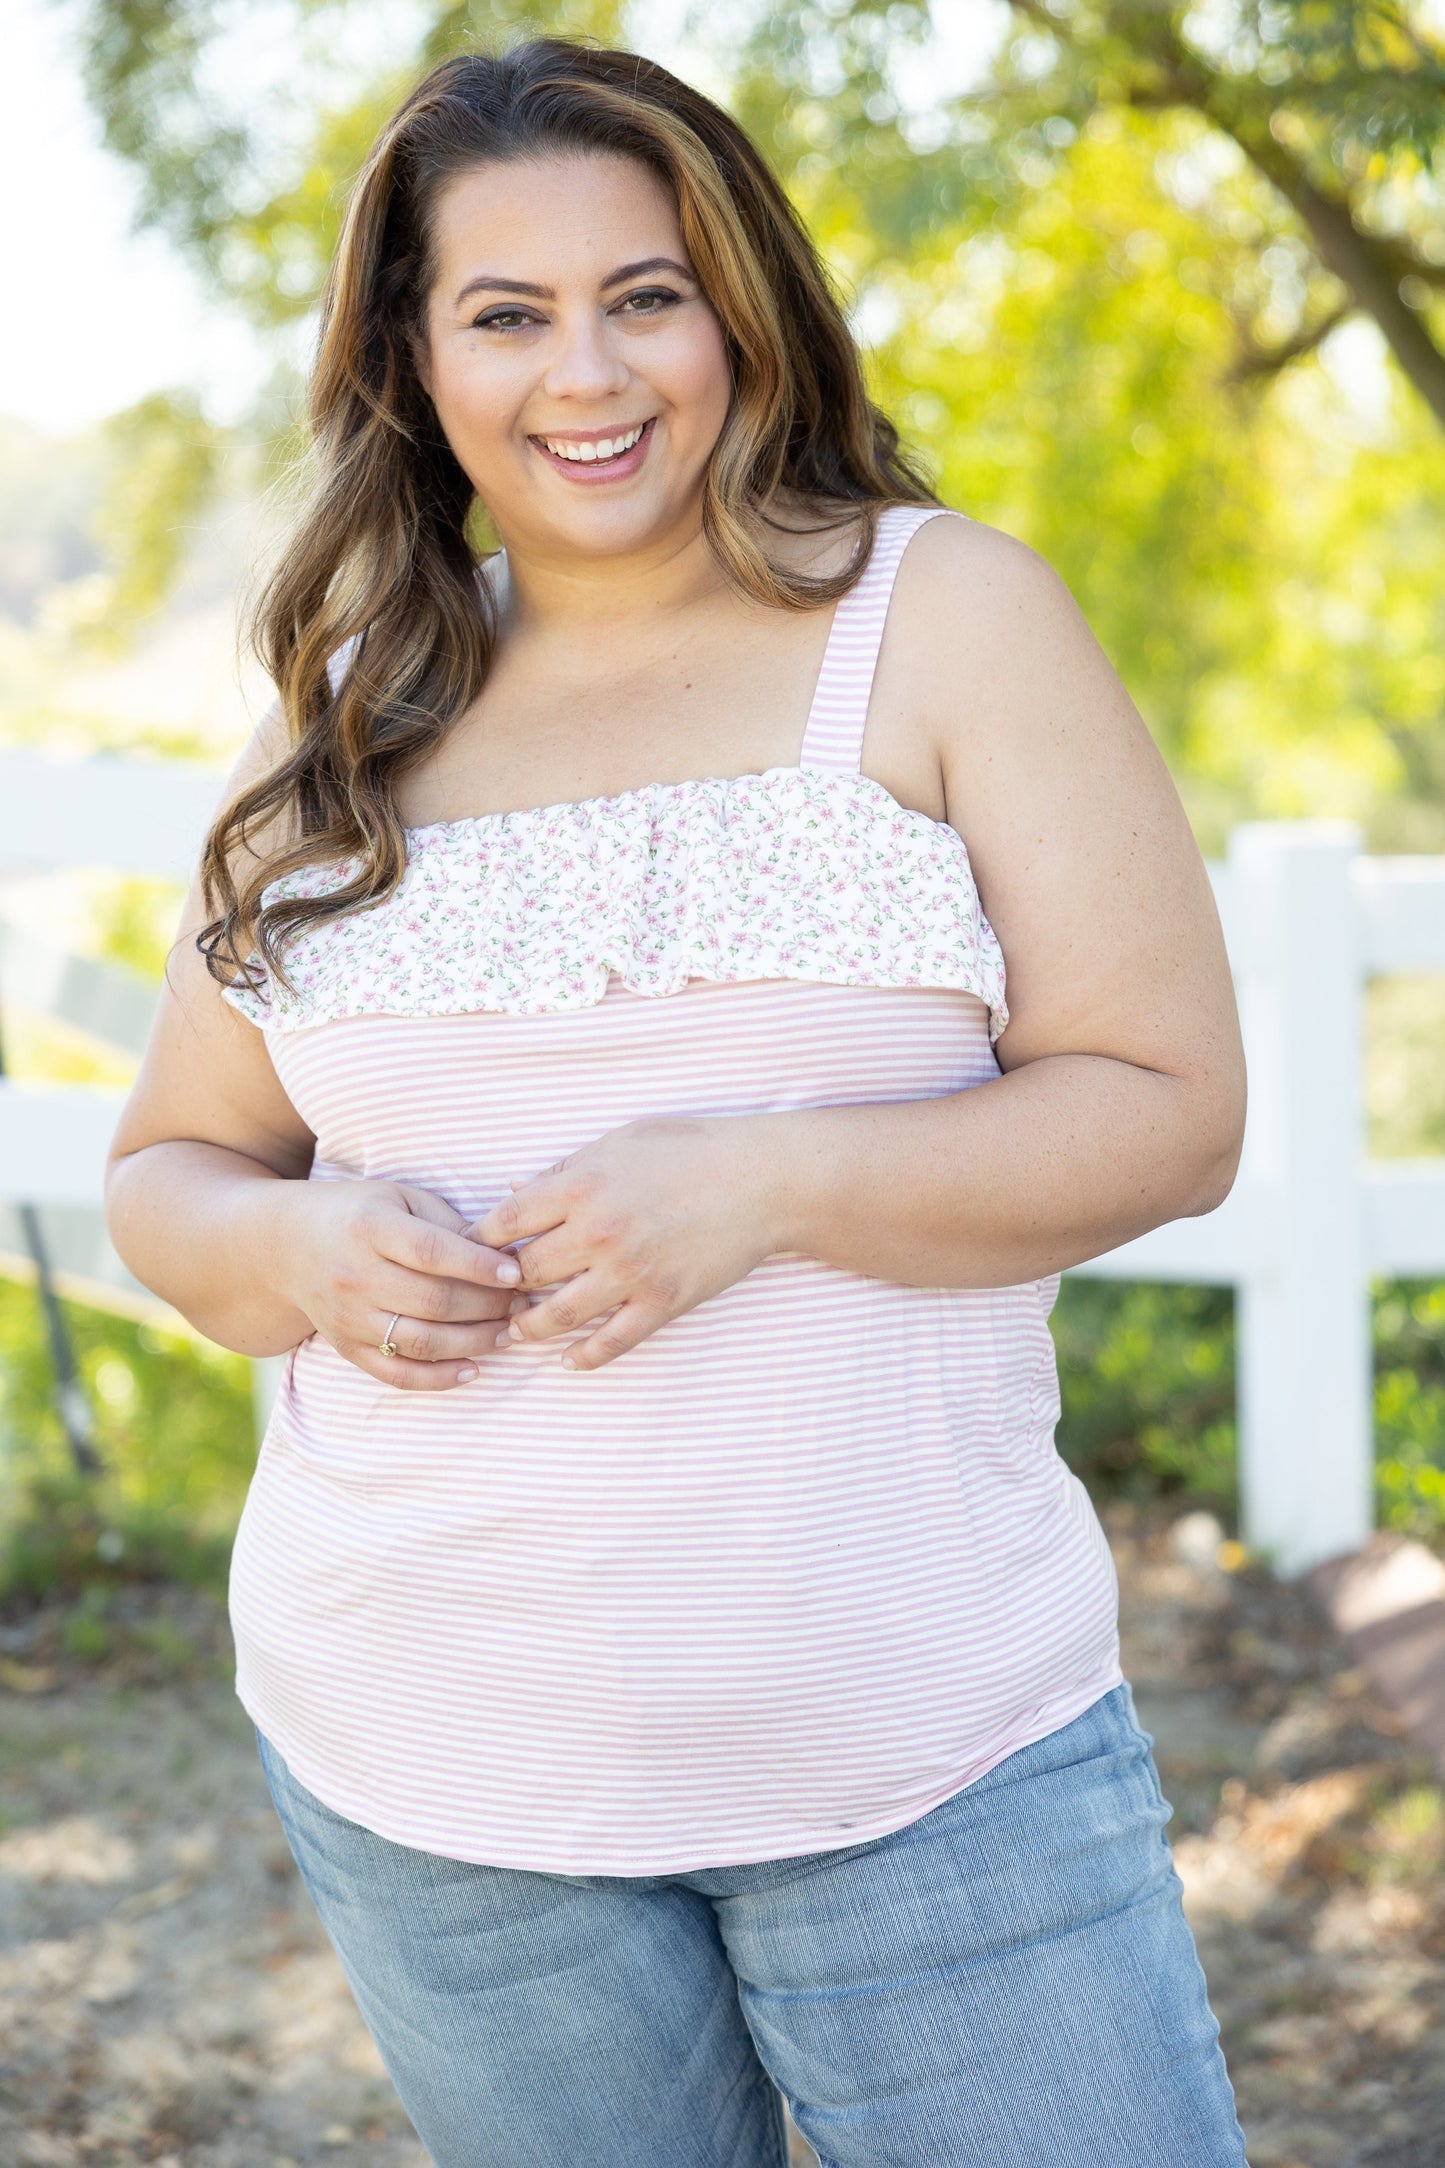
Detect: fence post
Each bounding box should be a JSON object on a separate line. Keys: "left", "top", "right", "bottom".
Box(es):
{"left": 1229, "top": 821, "right": 1373, "bottom": 1572}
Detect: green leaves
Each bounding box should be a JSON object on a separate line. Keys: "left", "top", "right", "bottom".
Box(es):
{"left": 989, "top": 1, "right": 1445, "bottom": 418}
{"left": 88, "top": 392, "right": 229, "bottom": 640}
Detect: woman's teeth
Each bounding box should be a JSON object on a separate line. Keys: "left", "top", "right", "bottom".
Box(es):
{"left": 539, "top": 423, "right": 647, "bottom": 463}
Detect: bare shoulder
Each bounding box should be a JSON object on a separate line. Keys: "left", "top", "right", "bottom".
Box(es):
{"left": 881, "top": 512, "right": 1235, "bottom": 1074}
{"left": 895, "top": 505, "right": 1051, "bottom": 596}
{"left": 216, "top": 694, "right": 300, "bottom": 866}
{"left": 883, "top": 511, "right": 1164, "bottom": 820}
{"left": 165, "top": 693, "right": 293, "bottom": 1013}
{"left": 890, "top": 514, "right": 1113, "bottom": 728}
{"left": 226, "top": 693, "right": 291, "bottom": 800}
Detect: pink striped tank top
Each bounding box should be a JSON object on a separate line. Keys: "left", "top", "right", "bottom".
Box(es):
{"left": 225, "top": 505, "right": 1121, "bottom": 1873}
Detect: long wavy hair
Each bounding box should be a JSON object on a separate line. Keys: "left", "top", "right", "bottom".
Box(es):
{"left": 199, "top": 37, "right": 938, "bottom": 995}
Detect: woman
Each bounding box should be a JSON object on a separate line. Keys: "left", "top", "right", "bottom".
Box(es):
{"left": 106, "top": 37, "right": 1250, "bottom": 2168}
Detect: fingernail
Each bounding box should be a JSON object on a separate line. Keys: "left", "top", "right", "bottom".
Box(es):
{"left": 561, "top": 1356, "right": 576, "bottom": 1370}
{"left": 506, "top": 1323, "right": 526, "bottom": 1343}
{"left": 496, "top": 1259, "right": 521, "bottom": 1285}
{"left": 494, "top": 1331, "right": 512, "bottom": 1350}
{"left": 457, "top": 1365, "right": 479, "bottom": 1383}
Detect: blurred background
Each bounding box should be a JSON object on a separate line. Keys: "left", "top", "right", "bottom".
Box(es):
{"left": 2, "top": 4, "right": 1445, "bottom": 2165}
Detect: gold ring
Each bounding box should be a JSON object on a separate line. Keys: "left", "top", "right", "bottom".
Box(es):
{"left": 380, "top": 1312, "right": 402, "bottom": 1359}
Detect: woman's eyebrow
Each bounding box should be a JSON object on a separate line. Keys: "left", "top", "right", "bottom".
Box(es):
{"left": 454, "top": 256, "right": 696, "bottom": 308}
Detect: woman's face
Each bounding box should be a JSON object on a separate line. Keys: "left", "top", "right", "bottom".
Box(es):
{"left": 416, "top": 152, "right": 733, "bottom": 565}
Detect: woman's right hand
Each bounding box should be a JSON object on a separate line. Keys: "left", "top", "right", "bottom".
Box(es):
{"left": 274, "top": 1178, "right": 526, "bottom": 1390}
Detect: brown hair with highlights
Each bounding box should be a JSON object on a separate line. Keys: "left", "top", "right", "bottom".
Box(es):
{"left": 198, "top": 37, "right": 937, "bottom": 995}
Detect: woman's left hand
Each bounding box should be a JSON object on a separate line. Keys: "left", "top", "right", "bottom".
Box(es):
{"left": 470, "top": 1115, "right": 784, "bottom": 1371}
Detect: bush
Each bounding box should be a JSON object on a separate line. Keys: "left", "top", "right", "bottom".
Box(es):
{"left": 0, "top": 1279, "right": 254, "bottom": 1600}
{"left": 1374, "top": 1281, "right": 1445, "bottom": 1537}
{"left": 1054, "top": 1275, "right": 1445, "bottom": 1541}
{"left": 1052, "top": 1278, "right": 1237, "bottom": 1509}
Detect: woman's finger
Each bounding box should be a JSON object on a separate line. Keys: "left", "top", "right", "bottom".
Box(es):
{"left": 376, "top": 1208, "right": 522, "bottom": 1290}
{"left": 496, "top": 1271, "right": 618, "bottom": 1348}
{"left": 472, "top": 1176, "right": 572, "bottom": 1252}
{"left": 499, "top": 1223, "right": 595, "bottom": 1292}
{"left": 561, "top": 1301, "right": 663, "bottom": 1373}
{"left": 341, "top": 1341, "right": 482, "bottom": 1393}
{"left": 333, "top": 1291, "right": 533, "bottom": 1389}
{"left": 364, "top": 1263, "right": 517, "bottom": 1328}
{"left": 372, "top": 1311, "right": 518, "bottom": 1365}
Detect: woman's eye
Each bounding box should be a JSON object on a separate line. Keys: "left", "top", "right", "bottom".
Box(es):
{"left": 617, "top": 288, "right": 681, "bottom": 316}
{"left": 470, "top": 290, "right": 682, "bottom": 332}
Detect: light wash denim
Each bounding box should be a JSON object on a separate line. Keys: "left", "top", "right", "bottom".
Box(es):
{"left": 257, "top": 1684, "right": 1247, "bottom": 2167}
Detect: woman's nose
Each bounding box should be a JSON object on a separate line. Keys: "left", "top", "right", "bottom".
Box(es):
{"left": 541, "top": 309, "right": 633, "bottom": 402}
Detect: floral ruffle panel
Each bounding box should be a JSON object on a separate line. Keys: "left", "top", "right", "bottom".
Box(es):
{"left": 221, "top": 766, "right": 1009, "bottom": 1042}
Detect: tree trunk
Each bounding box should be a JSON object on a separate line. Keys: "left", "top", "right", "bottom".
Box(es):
{"left": 1222, "top": 117, "right": 1445, "bottom": 432}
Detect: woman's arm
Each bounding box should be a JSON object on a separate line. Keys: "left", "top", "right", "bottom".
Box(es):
{"left": 479, "top": 518, "right": 1245, "bottom": 1363}
{"left": 105, "top": 726, "right": 523, "bottom": 1385}
{"left": 749, "top": 513, "right": 1245, "bottom": 1283}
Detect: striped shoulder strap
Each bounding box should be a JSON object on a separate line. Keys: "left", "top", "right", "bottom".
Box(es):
{"left": 798, "top": 504, "right": 955, "bottom": 774}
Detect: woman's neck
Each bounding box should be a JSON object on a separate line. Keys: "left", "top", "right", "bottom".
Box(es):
{"left": 494, "top": 512, "right": 728, "bottom": 644}
{"left": 489, "top": 490, "right": 856, "bottom": 647}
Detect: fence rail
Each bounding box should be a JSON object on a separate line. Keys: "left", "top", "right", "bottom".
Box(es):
{"left": 1, "top": 752, "right": 1442, "bottom": 1573}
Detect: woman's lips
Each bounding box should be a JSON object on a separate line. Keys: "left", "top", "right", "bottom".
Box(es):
{"left": 529, "top": 416, "right": 656, "bottom": 484}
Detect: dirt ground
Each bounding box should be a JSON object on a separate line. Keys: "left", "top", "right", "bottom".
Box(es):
{"left": 3, "top": 1510, "right": 1443, "bottom": 2168}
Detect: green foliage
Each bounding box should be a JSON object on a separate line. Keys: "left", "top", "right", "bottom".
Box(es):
{"left": 873, "top": 110, "right": 1277, "bottom": 769}
{"left": 89, "top": 393, "right": 230, "bottom": 633}
{"left": 79, "top": 0, "right": 631, "bottom": 318}
{"left": 0, "top": 417, "right": 111, "bottom": 628}
{"left": 1054, "top": 1274, "right": 1445, "bottom": 1541}
{"left": 89, "top": 876, "right": 189, "bottom": 982}
{"left": 1375, "top": 1280, "right": 1445, "bottom": 1536}
{"left": 0, "top": 1283, "right": 254, "bottom": 1600}
{"left": 1369, "top": 976, "right": 1445, "bottom": 1153}
{"left": 985, "top": 2, "right": 1445, "bottom": 417}
{"left": 860, "top": 99, "right": 1445, "bottom": 845}
{"left": 1053, "top": 1279, "right": 1239, "bottom": 1504}
{"left": 14, "top": 391, "right": 236, "bottom": 657}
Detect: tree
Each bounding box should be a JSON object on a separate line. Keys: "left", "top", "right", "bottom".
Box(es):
{"left": 993, "top": 1, "right": 1445, "bottom": 427}
{"left": 81, "top": 3, "right": 1444, "bottom": 419}
{"left": 80, "top": 0, "right": 626, "bottom": 334}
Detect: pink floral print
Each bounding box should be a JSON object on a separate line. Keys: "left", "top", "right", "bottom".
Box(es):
{"left": 222, "top": 766, "right": 1009, "bottom": 1042}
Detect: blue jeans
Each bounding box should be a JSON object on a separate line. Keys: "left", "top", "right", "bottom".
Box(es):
{"left": 257, "top": 1684, "right": 1247, "bottom": 2166}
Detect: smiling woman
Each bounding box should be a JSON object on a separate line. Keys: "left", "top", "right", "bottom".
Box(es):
{"left": 103, "top": 35, "right": 1249, "bottom": 2168}
{"left": 415, "top": 158, "right": 731, "bottom": 530}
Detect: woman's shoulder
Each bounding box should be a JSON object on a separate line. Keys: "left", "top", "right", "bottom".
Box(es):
{"left": 212, "top": 693, "right": 301, "bottom": 872}
{"left": 894, "top": 508, "right": 1074, "bottom": 632}
{"left": 775, "top": 493, "right": 1077, "bottom": 638}
{"left": 887, "top": 511, "right": 1102, "bottom": 738}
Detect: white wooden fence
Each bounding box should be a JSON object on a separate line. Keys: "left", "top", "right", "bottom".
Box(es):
{"left": 1, "top": 751, "right": 1442, "bottom": 1573}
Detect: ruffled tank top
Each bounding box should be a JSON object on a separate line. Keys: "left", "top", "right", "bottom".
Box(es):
{"left": 225, "top": 504, "right": 1121, "bottom": 1873}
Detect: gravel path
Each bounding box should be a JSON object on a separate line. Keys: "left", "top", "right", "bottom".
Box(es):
{"left": 3, "top": 1515, "right": 1442, "bottom": 2167}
